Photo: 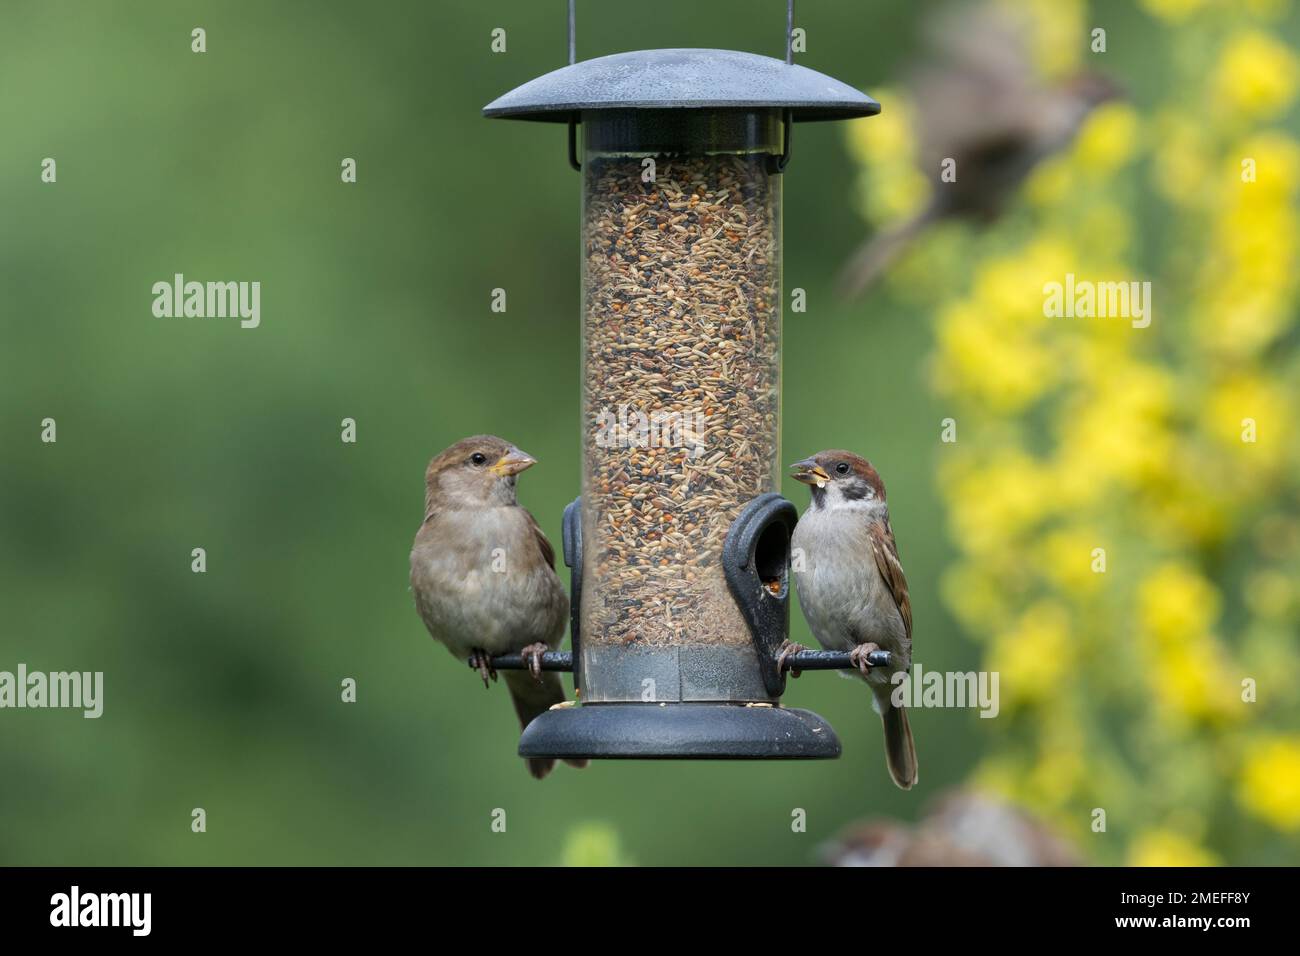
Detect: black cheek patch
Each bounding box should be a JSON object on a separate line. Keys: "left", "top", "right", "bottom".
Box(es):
{"left": 839, "top": 481, "right": 871, "bottom": 502}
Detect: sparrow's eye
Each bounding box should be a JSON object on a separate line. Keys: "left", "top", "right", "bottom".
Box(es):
{"left": 469, "top": 453, "right": 488, "bottom": 466}
{"left": 835, "top": 462, "right": 850, "bottom": 475}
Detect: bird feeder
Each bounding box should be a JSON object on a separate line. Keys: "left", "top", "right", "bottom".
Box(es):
{"left": 482, "top": 3, "right": 879, "bottom": 758}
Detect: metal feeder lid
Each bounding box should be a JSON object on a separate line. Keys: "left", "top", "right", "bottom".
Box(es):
{"left": 483, "top": 48, "right": 879, "bottom": 122}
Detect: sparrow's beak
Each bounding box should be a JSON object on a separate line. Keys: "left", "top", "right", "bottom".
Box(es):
{"left": 490, "top": 447, "right": 537, "bottom": 477}
{"left": 790, "top": 458, "right": 831, "bottom": 486}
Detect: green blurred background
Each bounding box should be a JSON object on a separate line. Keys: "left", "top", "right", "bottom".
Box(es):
{"left": 1, "top": 0, "right": 1296, "bottom": 866}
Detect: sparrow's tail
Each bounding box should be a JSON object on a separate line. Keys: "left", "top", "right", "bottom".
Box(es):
{"left": 873, "top": 686, "right": 918, "bottom": 790}
{"left": 505, "top": 670, "right": 587, "bottom": 779}
{"left": 836, "top": 202, "right": 940, "bottom": 300}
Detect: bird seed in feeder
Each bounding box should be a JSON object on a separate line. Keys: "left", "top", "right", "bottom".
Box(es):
{"left": 581, "top": 152, "right": 780, "bottom": 647}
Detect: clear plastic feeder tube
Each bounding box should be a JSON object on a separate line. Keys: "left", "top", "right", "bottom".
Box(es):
{"left": 580, "top": 109, "right": 783, "bottom": 664}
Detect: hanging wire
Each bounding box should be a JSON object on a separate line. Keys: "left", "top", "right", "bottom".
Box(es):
{"left": 568, "top": 0, "right": 576, "bottom": 65}
{"left": 567, "top": 1, "right": 580, "bottom": 170}
{"left": 786, "top": 0, "right": 795, "bottom": 64}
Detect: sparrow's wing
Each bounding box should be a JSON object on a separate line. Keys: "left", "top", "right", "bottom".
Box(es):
{"left": 521, "top": 507, "right": 556, "bottom": 570}
{"left": 869, "top": 515, "right": 912, "bottom": 641}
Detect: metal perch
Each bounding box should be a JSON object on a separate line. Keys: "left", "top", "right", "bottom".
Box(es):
{"left": 479, "top": 647, "right": 892, "bottom": 675}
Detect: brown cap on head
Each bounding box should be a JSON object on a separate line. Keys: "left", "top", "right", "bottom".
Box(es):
{"left": 791, "top": 450, "right": 886, "bottom": 500}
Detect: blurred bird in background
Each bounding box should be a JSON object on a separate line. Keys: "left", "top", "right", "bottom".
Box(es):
{"left": 838, "top": 1, "right": 1122, "bottom": 298}
{"left": 410, "top": 435, "right": 584, "bottom": 779}
{"left": 820, "top": 790, "right": 1082, "bottom": 866}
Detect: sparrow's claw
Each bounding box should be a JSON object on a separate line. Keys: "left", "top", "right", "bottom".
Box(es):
{"left": 468, "top": 649, "right": 497, "bottom": 688}
{"left": 850, "top": 642, "right": 882, "bottom": 677}
{"left": 520, "top": 642, "right": 549, "bottom": 682}
{"left": 776, "top": 639, "right": 808, "bottom": 679}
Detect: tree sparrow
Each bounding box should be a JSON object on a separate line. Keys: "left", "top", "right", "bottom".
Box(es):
{"left": 820, "top": 790, "right": 1081, "bottom": 866}
{"left": 789, "top": 451, "right": 918, "bottom": 790}
{"left": 410, "top": 435, "right": 583, "bottom": 779}
{"left": 838, "top": 2, "right": 1122, "bottom": 297}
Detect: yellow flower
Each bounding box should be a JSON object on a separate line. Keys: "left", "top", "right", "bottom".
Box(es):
{"left": 1239, "top": 736, "right": 1300, "bottom": 831}
{"left": 1128, "top": 829, "right": 1220, "bottom": 866}
{"left": 888, "top": 229, "right": 967, "bottom": 303}
{"left": 934, "top": 301, "right": 1054, "bottom": 412}
{"left": 1203, "top": 372, "right": 1291, "bottom": 470}
{"left": 1054, "top": 361, "right": 1175, "bottom": 492}
{"left": 846, "top": 91, "right": 930, "bottom": 227}
{"left": 932, "top": 237, "right": 1086, "bottom": 411}
{"left": 975, "top": 238, "right": 1079, "bottom": 320}
{"left": 941, "top": 561, "right": 1015, "bottom": 636}
{"left": 1151, "top": 636, "right": 1242, "bottom": 723}
{"left": 1027, "top": 712, "right": 1092, "bottom": 810}
{"left": 1231, "top": 131, "right": 1300, "bottom": 198}
{"left": 1072, "top": 104, "right": 1142, "bottom": 175}
{"left": 1028, "top": 746, "right": 1086, "bottom": 807}
{"left": 1140, "top": 459, "right": 1236, "bottom": 548}
{"left": 1077, "top": 203, "right": 1133, "bottom": 259}
{"left": 844, "top": 89, "right": 911, "bottom": 166}
{"left": 1198, "top": 132, "right": 1300, "bottom": 357}
{"left": 990, "top": 601, "right": 1073, "bottom": 704}
{"left": 1001, "top": 0, "right": 1085, "bottom": 79}
{"left": 1212, "top": 31, "right": 1300, "bottom": 121}
{"left": 865, "top": 166, "right": 932, "bottom": 230}
{"left": 883, "top": 0, "right": 1300, "bottom": 866}
{"left": 944, "top": 451, "right": 1052, "bottom": 555}
{"left": 1026, "top": 154, "right": 1073, "bottom": 208}
{"left": 1038, "top": 526, "right": 1106, "bottom": 596}
{"left": 1138, "top": 565, "right": 1241, "bottom": 721}
{"left": 1139, "top": 563, "right": 1220, "bottom": 646}
{"left": 1152, "top": 111, "right": 1213, "bottom": 206}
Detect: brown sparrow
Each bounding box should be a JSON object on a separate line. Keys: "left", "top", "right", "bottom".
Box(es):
{"left": 410, "top": 435, "right": 583, "bottom": 779}
{"left": 820, "top": 790, "right": 1081, "bottom": 866}
{"left": 838, "top": 2, "right": 1122, "bottom": 297}
{"left": 789, "top": 451, "right": 918, "bottom": 789}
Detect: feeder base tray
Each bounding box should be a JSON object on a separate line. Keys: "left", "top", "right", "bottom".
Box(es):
{"left": 518, "top": 702, "right": 841, "bottom": 759}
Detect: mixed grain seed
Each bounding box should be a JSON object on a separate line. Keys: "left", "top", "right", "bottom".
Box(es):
{"left": 581, "top": 153, "right": 780, "bottom": 646}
